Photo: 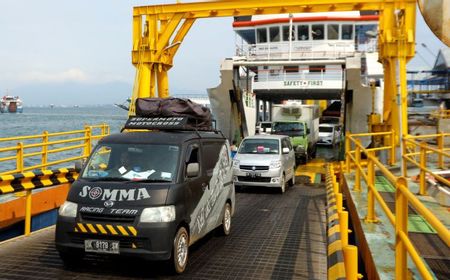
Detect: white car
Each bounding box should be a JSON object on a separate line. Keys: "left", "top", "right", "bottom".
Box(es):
{"left": 232, "top": 135, "right": 296, "bottom": 193}
{"left": 255, "top": 121, "right": 272, "bottom": 134}
{"left": 318, "top": 123, "right": 342, "bottom": 145}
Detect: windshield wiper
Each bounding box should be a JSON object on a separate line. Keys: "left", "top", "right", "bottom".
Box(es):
{"left": 125, "top": 179, "right": 172, "bottom": 183}
{"left": 83, "top": 177, "right": 131, "bottom": 182}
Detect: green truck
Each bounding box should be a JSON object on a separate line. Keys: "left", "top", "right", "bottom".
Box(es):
{"left": 271, "top": 104, "right": 319, "bottom": 163}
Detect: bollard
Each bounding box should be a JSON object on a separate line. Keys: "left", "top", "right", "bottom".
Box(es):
{"left": 336, "top": 193, "right": 343, "bottom": 213}
{"left": 340, "top": 210, "right": 349, "bottom": 247}
{"left": 343, "top": 245, "right": 358, "bottom": 280}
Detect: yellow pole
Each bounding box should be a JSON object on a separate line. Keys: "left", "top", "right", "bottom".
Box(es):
{"left": 157, "top": 69, "right": 170, "bottom": 98}
{"left": 345, "top": 133, "right": 351, "bottom": 173}
{"left": 401, "top": 137, "right": 408, "bottom": 177}
{"left": 336, "top": 193, "right": 343, "bottom": 213}
{"left": 42, "top": 131, "right": 48, "bottom": 170}
{"left": 419, "top": 142, "right": 427, "bottom": 195}
{"left": 138, "top": 64, "right": 152, "bottom": 98}
{"left": 17, "top": 142, "right": 24, "bottom": 173}
{"left": 149, "top": 65, "right": 157, "bottom": 98}
{"left": 339, "top": 161, "right": 344, "bottom": 189}
{"left": 395, "top": 177, "right": 408, "bottom": 280}
{"left": 437, "top": 132, "right": 444, "bottom": 169}
{"left": 340, "top": 210, "right": 349, "bottom": 247}
{"left": 366, "top": 150, "right": 377, "bottom": 222}
{"left": 390, "top": 129, "right": 396, "bottom": 165}
{"left": 343, "top": 245, "right": 358, "bottom": 280}
{"left": 399, "top": 55, "right": 409, "bottom": 137}
{"left": 354, "top": 139, "right": 361, "bottom": 191}
{"left": 25, "top": 190, "right": 32, "bottom": 236}
{"left": 84, "top": 126, "right": 92, "bottom": 158}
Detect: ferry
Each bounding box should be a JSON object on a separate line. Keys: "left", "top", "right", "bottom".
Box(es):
{"left": 1, "top": 95, "right": 23, "bottom": 113}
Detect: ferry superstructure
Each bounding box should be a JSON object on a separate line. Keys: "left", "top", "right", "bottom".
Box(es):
{"left": 209, "top": 11, "right": 383, "bottom": 141}
{"left": 1, "top": 95, "right": 23, "bottom": 113}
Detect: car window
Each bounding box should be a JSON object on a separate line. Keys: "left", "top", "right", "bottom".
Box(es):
{"left": 185, "top": 144, "right": 200, "bottom": 177}
{"left": 239, "top": 139, "right": 280, "bottom": 154}
{"left": 281, "top": 139, "right": 289, "bottom": 149}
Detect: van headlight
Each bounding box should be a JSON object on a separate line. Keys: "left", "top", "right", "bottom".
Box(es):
{"left": 232, "top": 159, "right": 240, "bottom": 168}
{"left": 270, "top": 160, "right": 282, "bottom": 169}
{"left": 58, "top": 201, "right": 78, "bottom": 218}
{"left": 140, "top": 206, "right": 176, "bottom": 223}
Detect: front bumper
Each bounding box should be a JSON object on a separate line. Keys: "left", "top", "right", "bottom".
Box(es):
{"left": 55, "top": 216, "right": 176, "bottom": 261}
{"left": 318, "top": 138, "right": 333, "bottom": 145}
{"left": 233, "top": 167, "right": 283, "bottom": 187}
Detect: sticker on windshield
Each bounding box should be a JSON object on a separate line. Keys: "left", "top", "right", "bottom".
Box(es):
{"left": 161, "top": 172, "right": 172, "bottom": 179}
{"left": 122, "top": 170, "right": 155, "bottom": 180}
{"left": 118, "top": 166, "right": 127, "bottom": 174}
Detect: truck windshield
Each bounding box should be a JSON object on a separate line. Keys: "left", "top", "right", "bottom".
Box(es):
{"left": 239, "top": 139, "right": 280, "bottom": 154}
{"left": 81, "top": 143, "right": 180, "bottom": 182}
{"left": 272, "top": 122, "right": 305, "bottom": 136}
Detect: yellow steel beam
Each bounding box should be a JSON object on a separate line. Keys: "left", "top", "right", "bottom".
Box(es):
{"left": 130, "top": 0, "right": 417, "bottom": 143}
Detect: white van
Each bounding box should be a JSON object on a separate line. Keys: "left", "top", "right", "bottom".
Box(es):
{"left": 318, "top": 123, "right": 342, "bottom": 145}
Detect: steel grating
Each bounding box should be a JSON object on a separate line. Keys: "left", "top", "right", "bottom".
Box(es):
{"left": 0, "top": 184, "right": 327, "bottom": 280}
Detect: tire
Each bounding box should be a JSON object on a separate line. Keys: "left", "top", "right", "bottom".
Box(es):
{"left": 219, "top": 203, "right": 232, "bottom": 236}
{"left": 280, "top": 175, "right": 286, "bottom": 194}
{"left": 59, "top": 250, "right": 84, "bottom": 266}
{"left": 172, "top": 227, "right": 189, "bottom": 274}
{"left": 289, "top": 166, "right": 296, "bottom": 186}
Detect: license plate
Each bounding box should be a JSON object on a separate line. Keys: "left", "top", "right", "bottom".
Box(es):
{"left": 246, "top": 172, "right": 261, "bottom": 178}
{"left": 85, "top": 239, "right": 119, "bottom": 254}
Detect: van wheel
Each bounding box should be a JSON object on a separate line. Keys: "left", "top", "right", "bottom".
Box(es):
{"left": 289, "top": 167, "right": 296, "bottom": 186}
{"left": 59, "top": 250, "right": 84, "bottom": 266}
{"left": 219, "top": 203, "right": 232, "bottom": 236}
{"left": 172, "top": 227, "right": 189, "bottom": 274}
{"left": 280, "top": 175, "right": 286, "bottom": 193}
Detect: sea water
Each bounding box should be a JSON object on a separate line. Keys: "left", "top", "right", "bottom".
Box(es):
{"left": 0, "top": 106, "right": 128, "bottom": 173}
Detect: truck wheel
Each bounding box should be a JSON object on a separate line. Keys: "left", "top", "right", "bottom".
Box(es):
{"left": 280, "top": 175, "right": 286, "bottom": 193}
{"left": 219, "top": 203, "right": 232, "bottom": 236}
{"left": 172, "top": 227, "right": 189, "bottom": 274}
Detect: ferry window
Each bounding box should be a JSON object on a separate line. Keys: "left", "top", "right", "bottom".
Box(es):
{"left": 282, "top": 25, "right": 295, "bottom": 41}
{"left": 284, "top": 66, "right": 299, "bottom": 73}
{"left": 257, "top": 28, "right": 268, "bottom": 43}
{"left": 297, "top": 25, "right": 309, "bottom": 40}
{"left": 312, "top": 24, "right": 324, "bottom": 40}
{"left": 327, "top": 24, "right": 339, "bottom": 40}
{"left": 309, "top": 65, "right": 325, "bottom": 73}
{"left": 341, "top": 24, "right": 353, "bottom": 40}
{"left": 269, "top": 26, "right": 281, "bottom": 42}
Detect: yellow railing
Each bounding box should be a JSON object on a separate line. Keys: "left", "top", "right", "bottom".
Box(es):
{"left": 345, "top": 132, "right": 450, "bottom": 280}
{"left": 431, "top": 109, "right": 450, "bottom": 119}
{"left": 0, "top": 124, "right": 110, "bottom": 176}
{"left": 402, "top": 132, "right": 450, "bottom": 195}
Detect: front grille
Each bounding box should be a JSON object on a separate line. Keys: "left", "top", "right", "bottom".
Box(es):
{"left": 69, "top": 233, "right": 148, "bottom": 249}
{"left": 80, "top": 212, "right": 136, "bottom": 224}
{"left": 237, "top": 176, "right": 271, "bottom": 183}
{"left": 239, "top": 165, "right": 269, "bottom": 171}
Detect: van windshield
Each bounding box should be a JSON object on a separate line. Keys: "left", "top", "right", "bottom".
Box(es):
{"left": 272, "top": 122, "right": 305, "bottom": 136}
{"left": 81, "top": 143, "right": 180, "bottom": 182}
{"left": 239, "top": 139, "right": 280, "bottom": 154}
{"left": 319, "top": 126, "right": 333, "bottom": 133}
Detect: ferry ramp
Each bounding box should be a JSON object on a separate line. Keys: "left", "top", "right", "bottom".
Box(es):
{"left": 0, "top": 182, "right": 328, "bottom": 280}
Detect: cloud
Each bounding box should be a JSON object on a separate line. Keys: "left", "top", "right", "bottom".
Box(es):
{"left": 22, "top": 68, "right": 88, "bottom": 83}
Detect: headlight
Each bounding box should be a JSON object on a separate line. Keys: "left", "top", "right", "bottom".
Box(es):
{"left": 58, "top": 201, "right": 78, "bottom": 218}
{"left": 140, "top": 206, "right": 176, "bottom": 223}
{"left": 270, "top": 160, "right": 281, "bottom": 169}
{"left": 232, "top": 159, "right": 240, "bottom": 168}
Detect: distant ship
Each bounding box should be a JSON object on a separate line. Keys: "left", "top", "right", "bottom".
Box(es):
{"left": 0, "top": 95, "right": 23, "bottom": 113}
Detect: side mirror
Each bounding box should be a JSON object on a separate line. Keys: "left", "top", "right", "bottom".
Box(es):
{"left": 74, "top": 159, "right": 85, "bottom": 173}
{"left": 282, "top": 147, "right": 290, "bottom": 154}
{"left": 307, "top": 128, "right": 310, "bottom": 134}
{"left": 186, "top": 163, "right": 200, "bottom": 178}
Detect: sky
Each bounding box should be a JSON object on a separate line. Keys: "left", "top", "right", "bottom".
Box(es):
{"left": 0, "top": 0, "right": 447, "bottom": 105}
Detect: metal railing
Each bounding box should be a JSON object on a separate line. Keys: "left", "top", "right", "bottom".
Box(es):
{"left": 431, "top": 109, "right": 450, "bottom": 119}
{"left": 0, "top": 124, "right": 110, "bottom": 176}
{"left": 402, "top": 132, "right": 450, "bottom": 195}
{"left": 345, "top": 131, "right": 450, "bottom": 280}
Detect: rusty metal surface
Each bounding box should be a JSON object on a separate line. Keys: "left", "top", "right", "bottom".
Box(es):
{"left": 0, "top": 184, "right": 327, "bottom": 280}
